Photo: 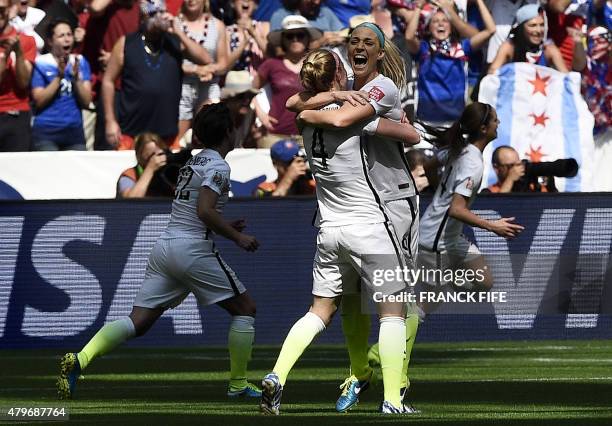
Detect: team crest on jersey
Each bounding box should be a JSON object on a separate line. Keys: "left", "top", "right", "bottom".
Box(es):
{"left": 368, "top": 86, "right": 385, "bottom": 102}
{"left": 465, "top": 177, "right": 474, "bottom": 190}
{"left": 213, "top": 171, "right": 229, "bottom": 192}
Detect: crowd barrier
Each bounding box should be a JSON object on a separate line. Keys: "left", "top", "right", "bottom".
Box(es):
{"left": 1, "top": 146, "right": 612, "bottom": 201}
{"left": 1, "top": 195, "right": 611, "bottom": 349}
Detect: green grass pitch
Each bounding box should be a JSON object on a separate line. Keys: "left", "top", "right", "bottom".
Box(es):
{"left": 1, "top": 340, "right": 611, "bottom": 425}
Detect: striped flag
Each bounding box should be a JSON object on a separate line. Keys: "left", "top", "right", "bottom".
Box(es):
{"left": 478, "top": 63, "right": 595, "bottom": 191}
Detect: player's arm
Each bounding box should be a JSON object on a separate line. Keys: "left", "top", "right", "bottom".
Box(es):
{"left": 197, "top": 187, "right": 259, "bottom": 251}
{"left": 368, "top": 118, "right": 421, "bottom": 146}
{"left": 297, "top": 102, "right": 375, "bottom": 129}
{"left": 286, "top": 90, "right": 370, "bottom": 112}
{"left": 449, "top": 193, "right": 524, "bottom": 238}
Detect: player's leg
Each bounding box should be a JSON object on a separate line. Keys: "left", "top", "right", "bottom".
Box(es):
{"left": 216, "top": 291, "right": 260, "bottom": 397}
{"left": 57, "top": 239, "right": 186, "bottom": 399}
{"left": 261, "top": 295, "right": 339, "bottom": 415}
{"left": 57, "top": 306, "right": 165, "bottom": 399}
{"left": 336, "top": 291, "right": 373, "bottom": 412}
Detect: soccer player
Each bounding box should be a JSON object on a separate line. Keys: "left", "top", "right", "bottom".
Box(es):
{"left": 289, "top": 24, "right": 421, "bottom": 413}
{"left": 259, "top": 48, "right": 419, "bottom": 416}
{"left": 418, "top": 103, "right": 524, "bottom": 291}
{"left": 56, "top": 103, "right": 262, "bottom": 399}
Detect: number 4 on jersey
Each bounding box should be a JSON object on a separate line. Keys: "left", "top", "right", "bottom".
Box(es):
{"left": 311, "top": 128, "right": 328, "bottom": 166}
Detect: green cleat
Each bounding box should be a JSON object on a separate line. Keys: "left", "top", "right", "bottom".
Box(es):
{"left": 56, "top": 353, "right": 82, "bottom": 400}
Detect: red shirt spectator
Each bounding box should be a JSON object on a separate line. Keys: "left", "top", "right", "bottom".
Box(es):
{"left": 0, "top": 27, "right": 36, "bottom": 112}
{"left": 0, "top": 7, "right": 36, "bottom": 152}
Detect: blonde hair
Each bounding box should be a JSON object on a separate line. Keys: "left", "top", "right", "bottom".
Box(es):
{"left": 379, "top": 34, "right": 406, "bottom": 90}
{"left": 300, "top": 49, "right": 337, "bottom": 93}
{"left": 181, "top": 0, "right": 210, "bottom": 15}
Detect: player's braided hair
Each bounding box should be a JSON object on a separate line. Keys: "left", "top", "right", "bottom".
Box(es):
{"left": 193, "top": 103, "right": 233, "bottom": 148}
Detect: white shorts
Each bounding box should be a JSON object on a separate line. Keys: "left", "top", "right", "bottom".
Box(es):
{"left": 385, "top": 196, "right": 419, "bottom": 268}
{"left": 179, "top": 79, "right": 221, "bottom": 121}
{"left": 312, "top": 223, "right": 408, "bottom": 298}
{"left": 417, "top": 236, "right": 482, "bottom": 287}
{"left": 133, "top": 238, "right": 245, "bottom": 309}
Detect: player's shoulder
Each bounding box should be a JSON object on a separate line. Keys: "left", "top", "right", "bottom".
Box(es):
{"left": 188, "top": 150, "right": 230, "bottom": 173}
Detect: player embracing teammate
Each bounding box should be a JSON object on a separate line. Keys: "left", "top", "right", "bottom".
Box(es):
{"left": 260, "top": 23, "right": 422, "bottom": 416}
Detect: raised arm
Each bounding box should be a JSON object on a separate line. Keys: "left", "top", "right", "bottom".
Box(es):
{"left": 435, "top": 0, "right": 478, "bottom": 38}
{"left": 488, "top": 41, "right": 512, "bottom": 74}
{"left": 297, "top": 102, "right": 375, "bottom": 128}
{"left": 404, "top": 0, "right": 423, "bottom": 55}
{"left": 286, "top": 90, "right": 370, "bottom": 112}
{"left": 370, "top": 118, "right": 421, "bottom": 146}
{"left": 469, "top": 0, "right": 497, "bottom": 50}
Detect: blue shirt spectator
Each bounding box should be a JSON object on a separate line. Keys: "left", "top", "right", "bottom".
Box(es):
{"left": 270, "top": 2, "right": 343, "bottom": 31}
{"left": 323, "top": 0, "right": 370, "bottom": 28}
{"left": 31, "top": 19, "right": 93, "bottom": 151}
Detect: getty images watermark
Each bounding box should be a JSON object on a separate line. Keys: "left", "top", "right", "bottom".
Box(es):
{"left": 369, "top": 265, "right": 508, "bottom": 304}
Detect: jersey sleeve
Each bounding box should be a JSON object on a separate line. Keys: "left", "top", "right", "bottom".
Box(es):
{"left": 201, "top": 161, "right": 231, "bottom": 195}
{"left": 30, "top": 61, "right": 46, "bottom": 89}
{"left": 79, "top": 55, "right": 92, "bottom": 81}
{"left": 366, "top": 77, "right": 399, "bottom": 116}
{"left": 452, "top": 152, "right": 483, "bottom": 197}
{"left": 362, "top": 117, "right": 380, "bottom": 135}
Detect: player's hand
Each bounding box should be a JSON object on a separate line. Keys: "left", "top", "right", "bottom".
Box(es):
{"left": 332, "top": 90, "right": 370, "bottom": 107}
{"left": 230, "top": 219, "right": 246, "bottom": 232}
{"left": 145, "top": 152, "right": 167, "bottom": 172}
{"left": 236, "top": 233, "right": 259, "bottom": 251}
{"left": 507, "top": 162, "right": 525, "bottom": 182}
{"left": 105, "top": 120, "right": 122, "bottom": 147}
{"left": 72, "top": 55, "right": 81, "bottom": 81}
{"left": 489, "top": 217, "right": 524, "bottom": 239}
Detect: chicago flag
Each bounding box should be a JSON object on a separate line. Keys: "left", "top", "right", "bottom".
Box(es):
{"left": 478, "top": 63, "right": 595, "bottom": 191}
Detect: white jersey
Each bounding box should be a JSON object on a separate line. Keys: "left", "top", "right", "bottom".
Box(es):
{"left": 164, "top": 149, "right": 231, "bottom": 238}
{"left": 419, "top": 144, "right": 484, "bottom": 252}
{"left": 302, "top": 104, "right": 386, "bottom": 227}
{"left": 358, "top": 74, "right": 417, "bottom": 201}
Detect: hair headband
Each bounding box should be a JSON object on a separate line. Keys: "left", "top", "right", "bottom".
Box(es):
{"left": 328, "top": 50, "right": 342, "bottom": 78}
{"left": 353, "top": 22, "right": 385, "bottom": 49}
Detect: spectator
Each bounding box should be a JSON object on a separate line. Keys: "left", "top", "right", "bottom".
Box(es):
{"left": 254, "top": 15, "right": 321, "bottom": 147}
{"left": 254, "top": 139, "right": 315, "bottom": 196}
{"left": 484, "top": 0, "right": 538, "bottom": 66}
{"left": 10, "top": 0, "right": 45, "bottom": 51}
{"left": 489, "top": 5, "right": 569, "bottom": 73}
{"left": 116, "top": 132, "right": 169, "bottom": 197}
{"left": 177, "top": 0, "right": 229, "bottom": 141}
{"left": 270, "top": 0, "right": 345, "bottom": 48}
{"left": 81, "top": 0, "right": 141, "bottom": 150}
{"left": 546, "top": 0, "right": 588, "bottom": 71}
{"left": 220, "top": 70, "right": 259, "bottom": 146}
{"left": 405, "top": 0, "right": 496, "bottom": 126}
{"left": 0, "top": 0, "right": 36, "bottom": 152}
{"left": 581, "top": 26, "right": 610, "bottom": 141}
{"left": 324, "top": 0, "right": 370, "bottom": 29}
{"left": 30, "top": 18, "right": 92, "bottom": 151}
{"left": 487, "top": 145, "right": 524, "bottom": 193}
{"left": 102, "top": 0, "right": 210, "bottom": 150}
{"left": 225, "top": 0, "right": 269, "bottom": 74}
{"left": 180, "top": 70, "right": 259, "bottom": 147}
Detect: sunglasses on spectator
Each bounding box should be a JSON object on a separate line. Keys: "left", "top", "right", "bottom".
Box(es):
{"left": 283, "top": 32, "right": 307, "bottom": 41}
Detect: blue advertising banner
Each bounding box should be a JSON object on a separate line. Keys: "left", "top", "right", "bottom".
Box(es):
{"left": 1, "top": 195, "right": 611, "bottom": 349}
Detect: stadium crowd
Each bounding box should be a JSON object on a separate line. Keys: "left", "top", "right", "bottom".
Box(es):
{"left": 0, "top": 0, "right": 609, "bottom": 166}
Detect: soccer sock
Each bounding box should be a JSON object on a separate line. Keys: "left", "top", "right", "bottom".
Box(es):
{"left": 228, "top": 315, "right": 255, "bottom": 390}
{"left": 77, "top": 317, "right": 136, "bottom": 370}
{"left": 399, "top": 313, "right": 419, "bottom": 390}
{"left": 379, "top": 316, "right": 406, "bottom": 407}
{"left": 273, "top": 312, "right": 325, "bottom": 386}
{"left": 341, "top": 294, "right": 372, "bottom": 381}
